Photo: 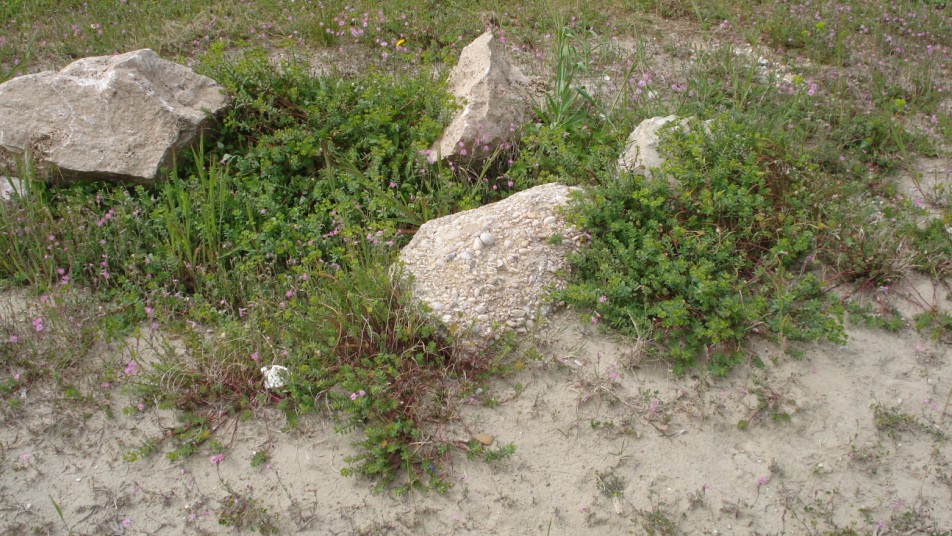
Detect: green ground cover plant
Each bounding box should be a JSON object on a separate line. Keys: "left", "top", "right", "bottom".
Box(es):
{"left": 557, "top": 115, "right": 844, "bottom": 375}
{"left": 1, "top": 42, "right": 524, "bottom": 489}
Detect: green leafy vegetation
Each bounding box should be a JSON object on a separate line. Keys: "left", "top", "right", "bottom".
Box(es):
{"left": 557, "top": 116, "right": 844, "bottom": 374}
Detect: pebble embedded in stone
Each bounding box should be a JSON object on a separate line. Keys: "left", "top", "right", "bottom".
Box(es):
{"left": 479, "top": 232, "right": 495, "bottom": 246}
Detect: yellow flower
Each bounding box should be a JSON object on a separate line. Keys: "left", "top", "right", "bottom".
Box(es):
{"left": 396, "top": 39, "right": 405, "bottom": 47}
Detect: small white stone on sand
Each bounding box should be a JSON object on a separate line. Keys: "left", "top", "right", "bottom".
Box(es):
{"left": 261, "top": 365, "right": 289, "bottom": 389}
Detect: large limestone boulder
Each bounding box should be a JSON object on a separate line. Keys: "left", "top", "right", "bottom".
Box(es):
{"left": 0, "top": 49, "right": 228, "bottom": 184}
{"left": 429, "top": 31, "right": 532, "bottom": 162}
{"left": 399, "top": 183, "right": 583, "bottom": 341}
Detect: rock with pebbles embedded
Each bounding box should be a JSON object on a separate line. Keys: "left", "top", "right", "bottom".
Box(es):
{"left": 429, "top": 31, "right": 532, "bottom": 162}
{"left": 0, "top": 49, "right": 228, "bottom": 184}
{"left": 398, "top": 183, "right": 583, "bottom": 342}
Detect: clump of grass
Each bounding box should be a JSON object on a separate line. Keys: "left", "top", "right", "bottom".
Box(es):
{"left": 748, "top": 377, "right": 797, "bottom": 425}
{"left": 818, "top": 204, "right": 916, "bottom": 287}
{"left": 848, "top": 441, "right": 890, "bottom": 474}
{"left": 638, "top": 505, "right": 679, "bottom": 536}
{"left": 287, "top": 255, "right": 505, "bottom": 492}
{"left": 595, "top": 470, "right": 625, "bottom": 498}
{"left": 914, "top": 310, "right": 952, "bottom": 342}
{"left": 871, "top": 403, "right": 946, "bottom": 440}
{"left": 130, "top": 248, "right": 507, "bottom": 492}
{"left": 218, "top": 486, "right": 280, "bottom": 534}
{"left": 531, "top": 25, "right": 597, "bottom": 133}
{"left": 909, "top": 217, "right": 952, "bottom": 278}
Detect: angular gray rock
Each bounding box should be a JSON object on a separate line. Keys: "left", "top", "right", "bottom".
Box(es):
{"left": 398, "top": 183, "right": 583, "bottom": 341}
{"left": 429, "top": 31, "right": 532, "bottom": 162}
{"left": 0, "top": 49, "right": 228, "bottom": 184}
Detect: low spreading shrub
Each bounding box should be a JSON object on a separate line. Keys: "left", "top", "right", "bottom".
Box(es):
{"left": 557, "top": 116, "right": 845, "bottom": 374}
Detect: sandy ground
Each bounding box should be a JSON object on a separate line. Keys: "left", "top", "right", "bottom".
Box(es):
{"left": 1, "top": 275, "right": 950, "bottom": 535}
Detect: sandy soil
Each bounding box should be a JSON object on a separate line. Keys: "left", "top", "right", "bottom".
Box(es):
{"left": 1, "top": 274, "right": 950, "bottom": 535}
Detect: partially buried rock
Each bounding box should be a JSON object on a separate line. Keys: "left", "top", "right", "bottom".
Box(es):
{"left": 617, "top": 115, "right": 712, "bottom": 180}
{"left": 617, "top": 115, "right": 684, "bottom": 177}
{"left": 398, "top": 183, "right": 583, "bottom": 342}
{"left": 429, "top": 31, "right": 532, "bottom": 162}
{"left": 0, "top": 49, "right": 228, "bottom": 184}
